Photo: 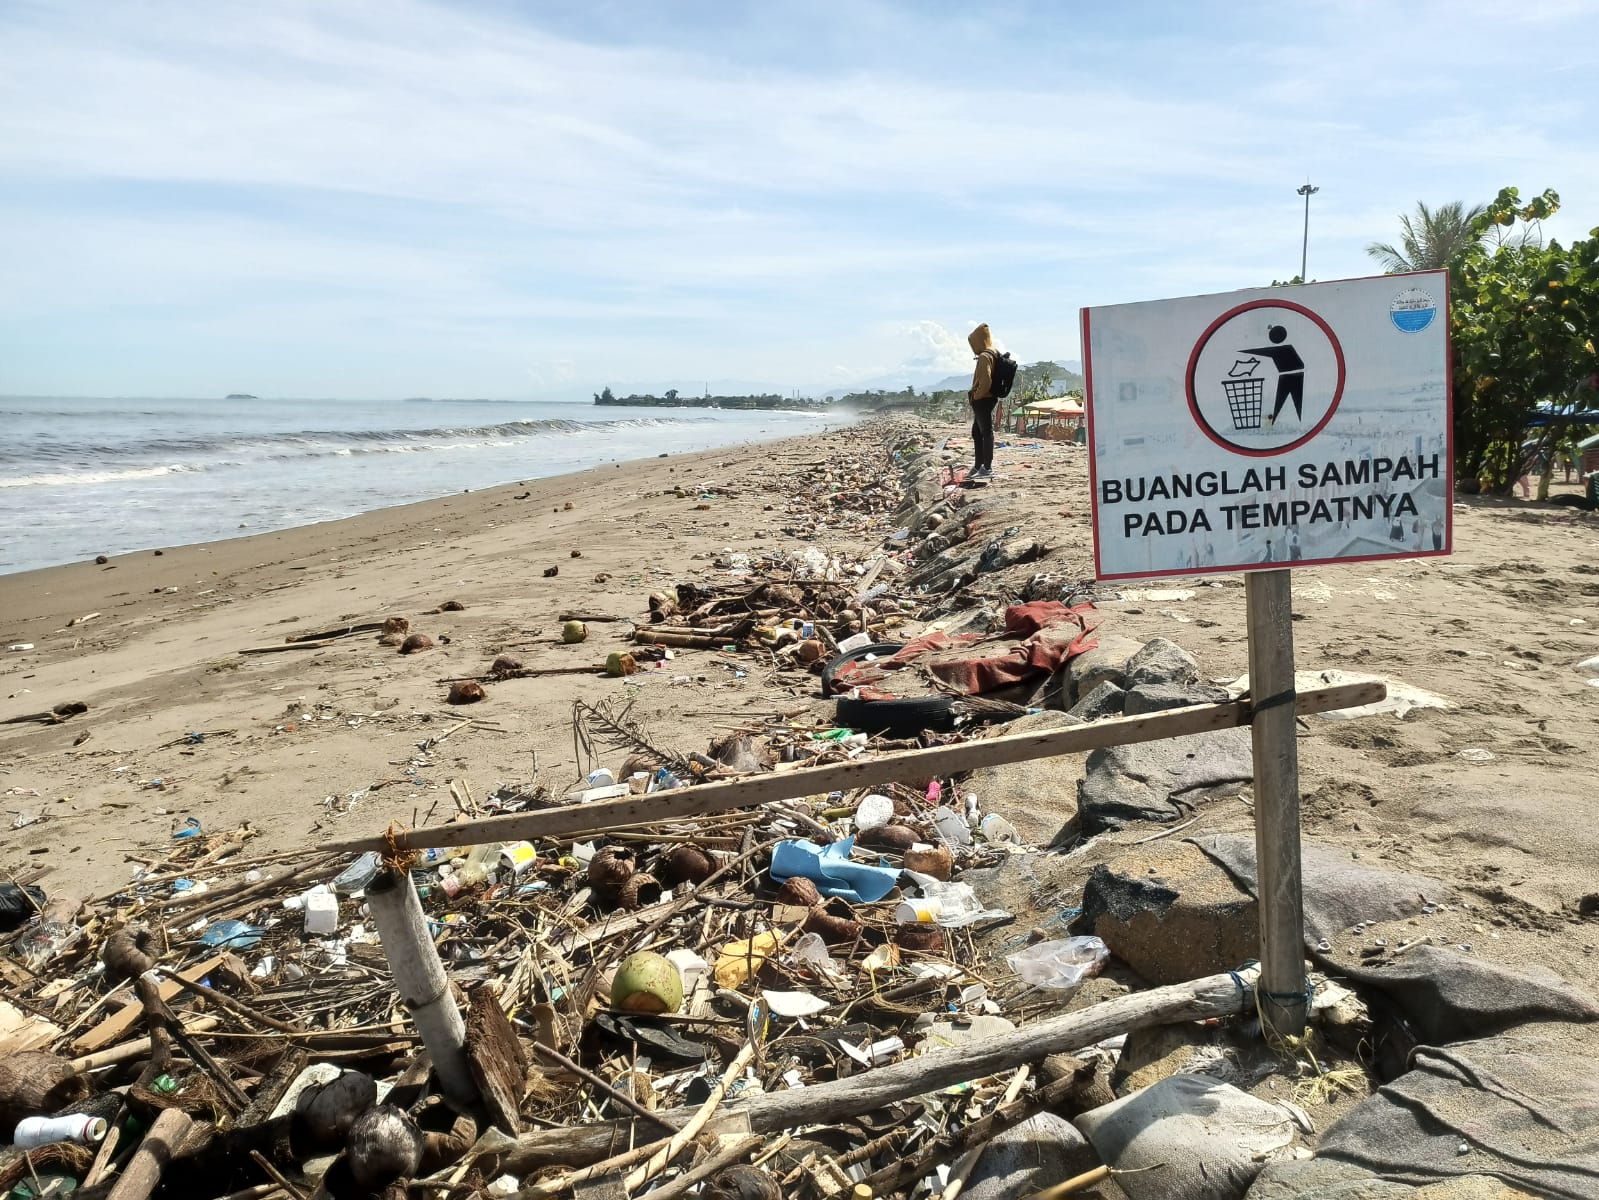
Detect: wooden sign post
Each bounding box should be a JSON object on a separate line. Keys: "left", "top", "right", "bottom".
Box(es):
{"left": 1243, "top": 569, "right": 1306, "bottom": 1034}
{"left": 1083, "top": 271, "right": 1452, "bottom": 1041}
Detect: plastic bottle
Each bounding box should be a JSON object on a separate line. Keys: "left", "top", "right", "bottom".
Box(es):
{"left": 13, "top": 1114, "right": 107, "bottom": 1149}
{"left": 925, "top": 779, "right": 943, "bottom": 806}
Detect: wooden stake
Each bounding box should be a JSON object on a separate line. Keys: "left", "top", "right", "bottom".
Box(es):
{"left": 322, "top": 682, "right": 1383, "bottom": 856}
{"left": 105, "top": 1107, "right": 192, "bottom": 1200}
{"left": 1245, "top": 569, "right": 1307, "bottom": 1038}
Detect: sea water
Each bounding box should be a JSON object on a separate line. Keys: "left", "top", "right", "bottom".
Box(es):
{"left": 0, "top": 396, "right": 839, "bottom": 575}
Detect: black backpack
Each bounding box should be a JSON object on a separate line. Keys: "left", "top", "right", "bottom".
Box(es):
{"left": 989, "top": 351, "right": 1018, "bottom": 398}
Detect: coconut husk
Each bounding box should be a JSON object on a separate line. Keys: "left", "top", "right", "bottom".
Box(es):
{"left": 399, "top": 633, "right": 434, "bottom": 655}
{"left": 347, "top": 1105, "right": 424, "bottom": 1190}
{"left": 856, "top": 824, "right": 917, "bottom": 853}
{"left": 378, "top": 616, "right": 411, "bottom": 646}
{"left": 704, "top": 1165, "right": 782, "bottom": 1200}
{"left": 618, "top": 873, "right": 663, "bottom": 911}
{"left": 0, "top": 1142, "right": 95, "bottom": 1194}
{"left": 803, "top": 908, "right": 861, "bottom": 946}
{"left": 488, "top": 654, "right": 525, "bottom": 680}
{"left": 902, "top": 844, "right": 953, "bottom": 881}
{"left": 102, "top": 924, "right": 159, "bottom": 984}
{"left": 447, "top": 681, "right": 486, "bottom": 705}
{"left": 773, "top": 877, "right": 821, "bottom": 907}
{"left": 0, "top": 1050, "right": 92, "bottom": 1130}
{"left": 895, "top": 925, "right": 945, "bottom": 953}
{"left": 586, "top": 847, "right": 636, "bottom": 898}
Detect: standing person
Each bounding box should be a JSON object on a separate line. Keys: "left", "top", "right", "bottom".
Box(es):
{"left": 967, "top": 323, "right": 1000, "bottom": 479}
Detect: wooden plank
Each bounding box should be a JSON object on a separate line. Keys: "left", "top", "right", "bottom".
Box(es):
{"left": 72, "top": 954, "right": 225, "bottom": 1054}
{"left": 0, "top": 998, "right": 62, "bottom": 1054}
{"left": 1246, "top": 569, "right": 1307, "bottom": 1038}
{"left": 466, "top": 988, "right": 529, "bottom": 1135}
{"left": 322, "top": 681, "right": 1385, "bottom": 855}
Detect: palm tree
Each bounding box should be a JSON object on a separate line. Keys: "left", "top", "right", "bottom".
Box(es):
{"left": 1366, "top": 201, "right": 1487, "bottom": 273}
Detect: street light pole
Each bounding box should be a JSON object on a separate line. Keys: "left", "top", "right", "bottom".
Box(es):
{"left": 1297, "top": 182, "right": 1319, "bottom": 282}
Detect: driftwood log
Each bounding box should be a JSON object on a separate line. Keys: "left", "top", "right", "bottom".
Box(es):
{"left": 482, "top": 971, "right": 1253, "bottom": 1174}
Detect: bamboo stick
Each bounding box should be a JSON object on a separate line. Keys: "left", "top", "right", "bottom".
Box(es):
{"left": 366, "top": 867, "right": 480, "bottom": 1109}
{"left": 322, "top": 682, "right": 1384, "bottom": 856}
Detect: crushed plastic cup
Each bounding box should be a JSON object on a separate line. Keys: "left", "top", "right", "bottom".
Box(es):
{"left": 1006, "top": 936, "right": 1110, "bottom": 991}
{"left": 500, "top": 841, "right": 537, "bottom": 875}
{"left": 980, "top": 813, "right": 1021, "bottom": 844}
{"left": 895, "top": 899, "right": 943, "bottom": 924}
{"left": 933, "top": 806, "right": 973, "bottom": 848}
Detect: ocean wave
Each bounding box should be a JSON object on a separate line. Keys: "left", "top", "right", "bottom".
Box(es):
{"left": 0, "top": 463, "right": 203, "bottom": 489}
{"left": 0, "top": 415, "right": 708, "bottom": 468}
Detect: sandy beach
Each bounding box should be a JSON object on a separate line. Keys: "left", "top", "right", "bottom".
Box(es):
{"left": 4, "top": 418, "right": 1596, "bottom": 991}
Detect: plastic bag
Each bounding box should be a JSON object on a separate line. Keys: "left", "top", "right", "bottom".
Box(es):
{"left": 0, "top": 881, "right": 46, "bottom": 933}
{"left": 1007, "top": 936, "right": 1109, "bottom": 990}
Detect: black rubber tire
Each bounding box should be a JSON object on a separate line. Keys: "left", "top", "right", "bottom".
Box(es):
{"left": 819, "top": 642, "right": 907, "bottom": 698}
{"left": 835, "top": 694, "right": 956, "bottom": 736}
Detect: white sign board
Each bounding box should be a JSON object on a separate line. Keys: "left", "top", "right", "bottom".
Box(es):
{"left": 1083, "top": 271, "right": 1451, "bottom": 580}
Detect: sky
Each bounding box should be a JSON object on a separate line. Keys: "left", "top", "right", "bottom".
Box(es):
{"left": 1, "top": 0, "right": 1596, "bottom": 400}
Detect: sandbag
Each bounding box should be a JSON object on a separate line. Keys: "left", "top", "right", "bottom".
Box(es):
{"left": 1074, "top": 1074, "right": 1297, "bottom": 1200}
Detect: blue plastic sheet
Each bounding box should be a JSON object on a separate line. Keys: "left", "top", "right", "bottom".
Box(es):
{"left": 770, "top": 838, "right": 900, "bottom": 903}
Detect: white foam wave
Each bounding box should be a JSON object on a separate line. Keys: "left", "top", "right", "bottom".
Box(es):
{"left": 0, "top": 463, "right": 201, "bottom": 489}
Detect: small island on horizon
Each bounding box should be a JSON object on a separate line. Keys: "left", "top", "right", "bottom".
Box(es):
{"left": 224, "top": 392, "right": 259, "bottom": 400}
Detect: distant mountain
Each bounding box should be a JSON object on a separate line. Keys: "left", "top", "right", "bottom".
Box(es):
{"left": 926, "top": 360, "right": 1083, "bottom": 395}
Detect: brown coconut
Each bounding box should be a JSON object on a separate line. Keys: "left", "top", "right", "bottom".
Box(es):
{"left": 347, "top": 1104, "right": 424, "bottom": 1190}
{"left": 446, "top": 681, "right": 485, "bottom": 705}
{"left": 895, "top": 925, "right": 945, "bottom": 953}
{"left": 803, "top": 907, "right": 861, "bottom": 946}
{"left": 586, "top": 846, "right": 636, "bottom": 898}
{"left": 296, "top": 1069, "right": 378, "bottom": 1150}
{"left": 0, "top": 1051, "right": 92, "bottom": 1131}
{"left": 794, "top": 639, "right": 824, "bottom": 665}
{"left": 619, "top": 872, "right": 663, "bottom": 911}
{"left": 101, "top": 925, "right": 159, "bottom": 985}
{"left": 437, "top": 600, "right": 464, "bottom": 612}
{"left": 398, "top": 633, "right": 434, "bottom": 655}
{"left": 658, "top": 844, "right": 716, "bottom": 886}
{"left": 773, "top": 877, "right": 821, "bottom": 907}
{"left": 856, "top": 823, "right": 918, "bottom": 853}
{"left": 704, "top": 1165, "right": 782, "bottom": 1200}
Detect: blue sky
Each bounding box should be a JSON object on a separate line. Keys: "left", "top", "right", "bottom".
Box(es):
{"left": 1, "top": 0, "right": 1595, "bottom": 399}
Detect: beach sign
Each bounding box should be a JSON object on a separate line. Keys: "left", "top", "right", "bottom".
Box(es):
{"left": 1082, "top": 271, "right": 1451, "bottom": 580}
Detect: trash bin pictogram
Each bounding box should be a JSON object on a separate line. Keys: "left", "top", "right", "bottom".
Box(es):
{"left": 1222, "top": 376, "right": 1264, "bottom": 431}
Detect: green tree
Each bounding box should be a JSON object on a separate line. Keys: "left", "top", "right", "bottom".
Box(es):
{"left": 1449, "top": 187, "right": 1599, "bottom": 493}
{"left": 1367, "top": 200, "right": 1487, "bottom": 273}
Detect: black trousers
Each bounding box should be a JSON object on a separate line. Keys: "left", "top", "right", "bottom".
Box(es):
{"left": 971, "top": 398, "right": 997, "bottom": 470}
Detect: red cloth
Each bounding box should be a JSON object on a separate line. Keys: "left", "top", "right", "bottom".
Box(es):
{"left": 829, "top": 605, "right": 1098, "bottom": 699}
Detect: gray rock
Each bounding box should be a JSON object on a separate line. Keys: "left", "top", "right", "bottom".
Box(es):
{"left": 1123, "top": 637, "right": 1201, "bottom": 689}
{"left": 1067, "top": 634, "right": 1144, "bottom": 703}
{"left": 1123, "top": 680, "right": 1230, "bottom": 715}
{"left": 1077, "top": 727, "right": 1253, "bottom": 832}
{"left": 1068, "top": 680, "right": 1125, "bottom": 721}
{"left": 1075, "top": 841, "right": 1260, "bottom": 985}
{"left": 960, "top": 1112, "right": 1096, "bottom": 1200}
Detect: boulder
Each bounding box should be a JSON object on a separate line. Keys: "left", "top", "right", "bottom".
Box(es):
{"left": 1075, "top": 840, "right": 1259, "bottom": 985}
{"left": 1077, "top": 728, "right": 1253, "bottom": 832}
{"left": 960, "top": 1112, "right": 1097, "bottom": 1200}
{"left": 1066, "top": 634, "right": 1143, "bottom": 703}
{"left": 1123, "top": 680, "right": 1230, "bottom": 716}
{"left": 1068, "top": 680, "right": 1125, "bottom": 722}
{"left": 1123, "top": 637, "right": 1202, "bottom": 689}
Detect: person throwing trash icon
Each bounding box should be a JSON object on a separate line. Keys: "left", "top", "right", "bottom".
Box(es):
{"left": 1241, "top": 325, "right": 1305, "bottom": 427}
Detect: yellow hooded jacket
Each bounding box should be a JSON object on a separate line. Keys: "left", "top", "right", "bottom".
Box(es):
{"left": 968, "top": 324, "right": 996, "bottom": 402}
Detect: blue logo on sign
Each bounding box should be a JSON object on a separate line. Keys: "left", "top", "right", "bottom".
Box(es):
{"left": 1390, "top": 288, "right": 1436, "bottom": 333}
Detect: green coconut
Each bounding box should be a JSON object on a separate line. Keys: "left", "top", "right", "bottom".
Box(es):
{"left": 562, "top": 620, "right": 588, "bottom": 644}
{"left": 611, "top": 950, "right": 683, "bottom": 1014}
